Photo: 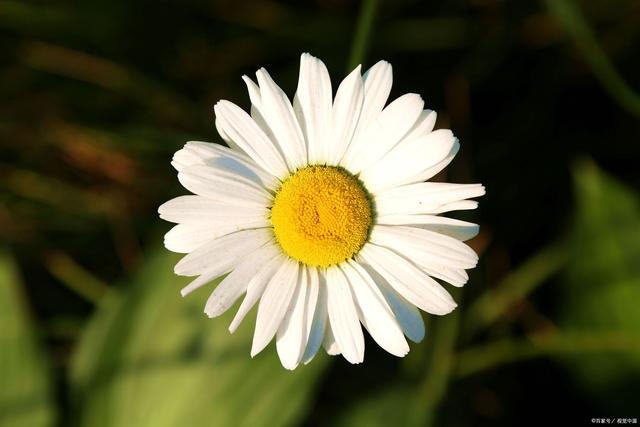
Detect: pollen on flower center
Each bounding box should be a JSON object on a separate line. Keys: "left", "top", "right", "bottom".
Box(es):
{"left": 270, "top": 166, "right": 373, "bottom": 268}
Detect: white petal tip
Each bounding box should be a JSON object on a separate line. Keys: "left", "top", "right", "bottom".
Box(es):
{"left": 369, "top": 59, "right": 391, "bottom": 69}
{"left": 440, "top": 303, "right": 458, "bottom": 316}
{"left": 241, "top": 75, "right": 254, "bottom": 86}
{"left": 411, "top": 335, "right": 425, "bottom": 344}
{"left": 250, "top": 342, "right": 268, "bottom": 358}
{"left": 281, "top": 362, "right": 299, "bottom": 371}
{"left": 387, "top": 342, "right": 411, "bottom": 358}
{"left": 204, "top": 306, "right": 219, "bottom": 317}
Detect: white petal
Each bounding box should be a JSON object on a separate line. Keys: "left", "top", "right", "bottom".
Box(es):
{"left": 303, "top": 268, "right": 328, "bottom": 364}
{"left": 342, "top": 261, "right": 409, "bottom": 357}
{"left": 303, "top": 267, "right": 320, "bottom": 341}
{"left": 214, "top": 116, "right": 235, "bottom": 148}
{"left": 431, "top": 200, "right": 479, "bottom": 214}
{"left": 373, "top": 228, "right": 472, "bottom": 287}
{"left": 164, "top": 221, "right": 267, "bottom": 254}
{"left": 158, "top": 195, "right": 267, "bottom": 224}
{"left": 353, "top": 60, "right": 393, "bottom": 138}
{"left": 251, "top": 260, "right": 300, "bottom": 357}
{"left": 175, "top": 228, "right": 271, "bottom": 279}
{"left": 370, "top": 225, "right": 478, "bottom": 270}
{"left": 375, "top": 182, "right": 486, "bottom": 216}
{"left": 411, "top": 139, "right": 460, "bottom": 183}
{"left": 202, "top": 157, "right": 280, "bottom": 190}
{"left": 293, "top": 53, "right": 332, "bottom": 165}
{"left": 164, "top": 223, "right": 213, "bottom": 253}
{"left": 241, "top": 75, "right": 262, "bottom": 112}
{"left": 360, "top": 130, "right": 457, "bottom": 193}
{"left": 320, "top": 266, "right": 340, "bottom": 357}
{"left": 214, "top": 100, "right": 288, "bottom": 178}
{"left": 276, "top": 268, "right": 308, "bottom": 370}
{"left": 420, "top": 265, "right": 469, "bottom": 288}
{"left": 401, "top": 109, "right": 437, "bottom": 141}
{"left": 228, "top": 254, "right": 284, "bottom": 333}
{"left": 376, "top": 214, "right": 479, "bottom": 241}
{"left": 383, "top": 293, "right": 425, "bottom": 343}
{"left": 341, "top": 93, "right": 424, "bottom": 173}
{"left": 178, "top": 164, "right": 272, "bottom": 207}
{"left": 204, "top": 244, "right": 280, "bottom": 317}
{"left": 171, "top": 141, "right": 278, "bottom": 190}
{"left": 325, "top": 266, "right": 364, "bottom": 364}
{"left": 365, "top": 265, "right": 425, "bottom": 342}
{"left": 241, "top": 75, "right": 280, "bottom": 148}
{"left": 179, "top": 162, "right": 269, "bottom": 194}
{"left": 171, "top": 145, "right": 202, "bottom": 172}
{"left": 256, "top": 68, "right": 307, "bottom": 170}
{"left": 322, "top": 318, "right": 341, "bottom": 356}
{"left": 358, "top": 243, "right": 457, "bottom": 315}
{"left": 326, "top": 65, "right": 363, "bottom": 165}
{"left": 200, "top": 154, "right": 278, "bottom": 191}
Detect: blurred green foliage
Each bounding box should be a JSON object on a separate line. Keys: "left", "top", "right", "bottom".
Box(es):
{"left": 0, "top": 253, "right": 56, "bottom": 427}
{"left": 560, "top": 160, "right": 640, "bottom": 392}
{"left": 70, "top": 252, "right": 328, "bottom": 427}
{"left": 1, "top": 0, "right": 639, "bottom": 425}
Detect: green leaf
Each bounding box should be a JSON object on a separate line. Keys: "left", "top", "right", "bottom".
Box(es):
{"left": 559, "top": 160, "right": 640, "bottom": 390}
{"left": 0, "top": 251, "right": 56, "bottom": 427}
{"left": 70, "top": 251, "right": 328, "bottom": 427}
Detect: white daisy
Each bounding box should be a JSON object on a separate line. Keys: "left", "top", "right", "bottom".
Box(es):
{"left": 159, "top": 53, "right": 485, "bottom": 369}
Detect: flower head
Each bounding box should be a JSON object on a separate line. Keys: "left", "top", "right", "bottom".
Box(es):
{"left": 159, "top": 53, "right": 485, "bottom": 369}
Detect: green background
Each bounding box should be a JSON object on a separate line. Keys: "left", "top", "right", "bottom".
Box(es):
{"left": 1, "top": 0, "right": 639, "bottom": 425}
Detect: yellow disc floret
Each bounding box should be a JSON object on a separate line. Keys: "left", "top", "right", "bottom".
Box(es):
{"left": 271, "top": 166, "right": 373, "bottom": 267}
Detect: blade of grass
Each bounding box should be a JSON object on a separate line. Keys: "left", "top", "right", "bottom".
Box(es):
{"left": 347, "top": 0, "right": 380, "bottom": 71}
{"left": 2, "top": 167, "right": 115, "bottom": 215}
{"left": 463, "top": 242, "right": 566, "bottom": 338}
{"left": 454, "top": 331, "right": 640, "bottom": 379}
{"left": 544, "top": 0, "right": 640, "bottom": 117}
{"left": 43, "top": 252, "right": 110, "bottom": 304}
{"left": 406, "top": 290, "right": 461, "bottom": 427}
{"left": 20, "top": 41, "right": 198, "bottom": 125}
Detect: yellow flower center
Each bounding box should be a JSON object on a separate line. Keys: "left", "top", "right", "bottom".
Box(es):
{"left": 271, "top": 166, "right": 373, "bottom": 267}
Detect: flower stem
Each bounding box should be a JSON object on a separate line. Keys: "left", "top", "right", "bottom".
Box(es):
{"left": 454, "top": 331, "right": 640, "bottom": 379}
{"left": 462, "top": 242, "right": 566, "bottom": 339}
{"left": 347, "top": 0, "right": 380, "bottom": 72}
{"left": 407, "top": 297, "right": 461, "bottom": 427}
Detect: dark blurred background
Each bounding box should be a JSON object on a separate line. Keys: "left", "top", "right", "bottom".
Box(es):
{"left": 1, "top": 0, "right": 639, "bottom": 426}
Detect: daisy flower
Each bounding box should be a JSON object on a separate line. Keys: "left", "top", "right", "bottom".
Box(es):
{"left": 159, "top": 53, "right": 485, "bottom": 369}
